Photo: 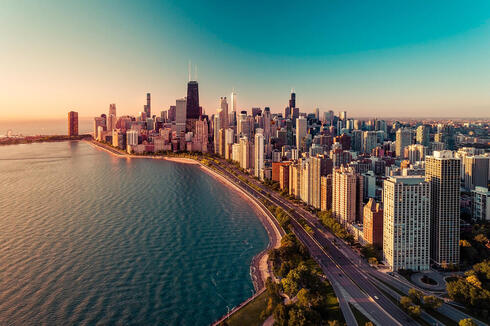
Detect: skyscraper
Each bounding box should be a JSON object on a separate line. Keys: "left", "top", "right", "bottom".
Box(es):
{"left": 262, "top": 107, "right": 271, "bottom": 142}
{"left": 332, "top": 167, "right": 363, "bottom": 225}
{"left": 289, "top": 91, "right": 296, "bottom": 109}
{"left": 213, "top": 115, "right": 220, "bottom": 154}
{"left": 254, "top": 129, "right": 264, "bottom": 178}
{"left": 396, "top": 128, "right": 412, "bottom": 157}
{"left": 107, "top": 104, "right": 117, "bottom": 132}
{"left": 219, "top": 97, "right": 229, "bottom": 129}
{"left": 186, "top": 81, "right": 200, "bottom": 132}
{"left": 383, "top": 176, "right": 430, "bottom": 271}
{"left": 363, "top": 198, "right": 383, "bottom": 248}
{"left": 230, "top": 90, "right": 237, "bottom": 112}
{"left": 464, "top": 156, "right": 489, "bottom": 190}
{"left": 425, "top": 151, "right": 461, "bottom": 267}
{"left": 296, "top": 116, "right": 307, "bottom": 151}
{"left": 144, "top": 93, "right": 151, "bottom": 118}
{"left": 362, "top": 131, "right": 377, "bottom": 154}
{"left": 68, "top": 111, "right": 78, "bottom": 136}
{"left": 175, "top": 98, "right": 187, "bottom": 134}
{"left": 310, "top": 157, "right": 322, "bottom": 209}
{"left": 416, "top": 125, "right": 430, "bottom": 146}
{"left": 320, "top": 175, "right": 332, "bottom": 211}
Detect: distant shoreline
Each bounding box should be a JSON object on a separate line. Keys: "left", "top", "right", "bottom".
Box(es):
{"left": 0, "top": 134, "right": 91, "bottom": 146}
{"left": 84, "top": 139, "right": 282, "bottom": 291}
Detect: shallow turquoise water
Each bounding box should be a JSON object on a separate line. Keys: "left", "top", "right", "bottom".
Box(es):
{"left": 0, "top": 141, "right": 268, "bottom": 325}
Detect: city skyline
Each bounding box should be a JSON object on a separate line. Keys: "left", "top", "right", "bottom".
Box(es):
{"left": 2, "top": 1, "right": 490, "bottom": 120}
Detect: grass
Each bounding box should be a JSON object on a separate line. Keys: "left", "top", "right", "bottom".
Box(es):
{"left": 349, "top": 303, "right": 372, "bottom": 325}
{"left": 324, "top": 281, "right": 344, "bottom": 323}
{"left": 224, "top": 289, "right": 270, "bottom": 326}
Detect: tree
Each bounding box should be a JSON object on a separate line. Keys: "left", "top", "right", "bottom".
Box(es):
{"left": 407, "top": 305, "right": 421, "bottom": 317}
{"left": 400, "top": 296, "right": 413, "bottom": 310}
{"left": 297, "top": 288, "right": 312, "bottom": 308}
{"left": 459, "top": 318, "right": 477, "bottom": 326}
{"left": 288, "top": 306, "right": 308, "bottom": 326}
{"left": 423, "top": 295, "right": 443, "bottom": 310}
{"left": 368, "top": 257, "right": 378, "bottom": 265}
{"left": 273, "top": 304, "right": 288, "bottom": 326}
{"left": 365, "top": 322, "right": 374, "bottom": 326}
{"left": 281, "top": 274, "right": 299, "bottom": 298}
{"left": 408, "top": 288, "right": 424, "bottom": 305}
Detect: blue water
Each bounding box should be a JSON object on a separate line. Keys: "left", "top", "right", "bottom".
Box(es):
{"left": 0, "top": 141, "right": 268, "bottom": 325}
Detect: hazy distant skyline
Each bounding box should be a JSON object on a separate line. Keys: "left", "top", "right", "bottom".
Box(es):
{"left": 2, "top": 0, "right": 490, "bottom": 120}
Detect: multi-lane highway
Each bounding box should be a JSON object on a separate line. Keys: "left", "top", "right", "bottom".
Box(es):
{"left": 209, "top": 160, "right": 486, "bottom": 326}
{"left": 209, "top": 161, "right": 416, "bottom": 326}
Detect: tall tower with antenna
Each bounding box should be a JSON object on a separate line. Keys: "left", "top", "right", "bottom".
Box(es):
{"left": 186, "top": 61, "right": 200, "bottom": 132}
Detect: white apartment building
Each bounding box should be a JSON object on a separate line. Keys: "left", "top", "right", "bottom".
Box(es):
{"left": 383, "top": 176, "right": 430, "bottom": 271}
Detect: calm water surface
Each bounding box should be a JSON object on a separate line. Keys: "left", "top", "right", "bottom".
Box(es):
{"left": 0, "top": 141, "right": 268, "bottom": 325}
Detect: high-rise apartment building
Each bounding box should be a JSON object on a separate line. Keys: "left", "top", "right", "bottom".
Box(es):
{"left": 219, "top": 97, "right": 229, "bottom": 129}
{"left": 425, "top": 151, "right": 461, "bottom": 267}
{"left": 289, "top": 163, "right": 301, "bottom": 198}
{"left": 320, "top": 175, "right": 332, "bottom": 211}
{"left": 464, "top": 156, "right": 489, "bottom": 190}
{"left": 93, "top": 116, "right": 106, "bottom": 139}
{"left": 213, "top": 115, "right": 220, "bottom": 154}
{"left": 405, "top": 144, "right": 427, "bottom": 163}
{"left": 175, "top": 98, "right": 187, "bottom": 134}
{"left": 362, "top": 131, "right": 377, "bottom": 154}
{"left": 332, "top": 167, "right": 363, "bottom": 225}
{"left": 68, "top": 111, "right": 78, "bottom": 136}
{"left": 363, "top": 198, "right": 383, "bottom": 248}
{"left": 471, "top": 186, "right": 490, "bottom": 222}
{"left": 310, "top": 157, "right": 322, "bottom": 209}
{"left": 416, "top": 125, "right": 430, "bottom": 146}
{"left": 126, "top": 130, "right": 139, "bottom": 147}
{"left": 383, "top": 176, "right": 430, "bottom": 271}
{"left": 224, "top": 128, "right": 234, "bottom": 160}
{"left": 296, "top": 117, "right": 307, "bottom": 151}
{"left": 239, "top": 137, "right": 253, "bottom": 170}
{"left": 396, "top": 128, "right": 412, "bottom": 157}
{"left": 279, "top": 164, "right": 290, "bottom": 190}
{"left": 107, "top": 104, "right": 117, "bottom": 132}
{"left": 254, "top": 129, "right": 264, "bottom": 178}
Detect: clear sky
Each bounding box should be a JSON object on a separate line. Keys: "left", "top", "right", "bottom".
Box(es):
{"left": 1, "top": 0, "right": 490, "bottom": 120}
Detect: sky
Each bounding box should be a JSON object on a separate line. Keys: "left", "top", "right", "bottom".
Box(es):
{"left": 1, "top": 0, "right": 490, "bottom": 120}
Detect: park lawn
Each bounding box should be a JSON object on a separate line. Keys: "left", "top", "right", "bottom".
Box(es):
{"left": 324, "top": 281, "right": 345, "bottom": 322}
{"left": 225, "top": 289, "right": 270, "bottom": 326}
{"left": 349, "top": 303, "right": 372, "bottom": 325}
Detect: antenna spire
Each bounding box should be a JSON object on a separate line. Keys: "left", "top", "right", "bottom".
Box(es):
{"left": 194, "top": 65, "right": 198, "bottom": 81}
{"left": 188, "top": 60, "right": 191, "bottom": 82}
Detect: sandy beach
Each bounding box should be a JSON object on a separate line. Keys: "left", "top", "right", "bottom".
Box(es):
{"left": 85, "top": 139, "right": 283, "bottom": 290}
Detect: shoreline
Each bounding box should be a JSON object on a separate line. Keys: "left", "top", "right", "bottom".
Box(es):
{"left": 84, "top": 139, "right": 283, "bottom": 291}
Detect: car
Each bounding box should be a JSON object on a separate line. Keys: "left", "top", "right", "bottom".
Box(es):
{"left": 374, "top": 296, "right": 379, "bottom": 300}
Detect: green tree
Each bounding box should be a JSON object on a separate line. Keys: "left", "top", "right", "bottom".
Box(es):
{"left": 422, "top": 295, "right": 443, "bottom": 310}
{"left": 408, "top": 288, "right": 424, "bottom": 305}
{"left": 296, "top": 288, "right": 312, "bottom": 308}
{"left": 273, "top": 304, "right": 288, "bottom": 326}
{"left": 288, "top": 306, "right": 308, "bottom": 326}
{"left": 400, "top": 296, "right": 413, "bottom": 310}
{"left": 407, "top": 305, "right": 421, "bottom": 317}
